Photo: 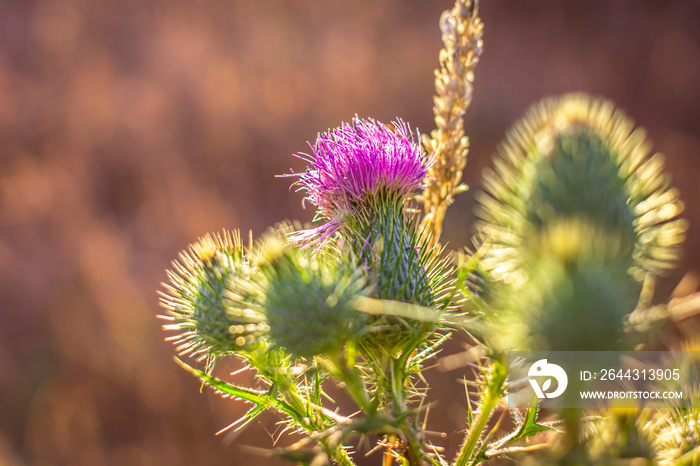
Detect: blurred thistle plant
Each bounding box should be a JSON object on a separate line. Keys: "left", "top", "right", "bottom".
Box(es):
{"left": 579, "top": 408, "right": 656, "bottom": 464}
{"left": 459, "top": 94, "right": 688, "bottom": 463}
{"left": 584, "top": 348, "right": 700, "bottom": 465}
{"left": 645, "top": 344, "right": 700, "bottom": 465}
{"left": 470, "top": 94, "right": 687, "bottom": 353}
{"left": 650, "top": 407, "right": 700, "bottom": 466}
{"left": 156, "top": 0, "right": 698, "bottom": 465}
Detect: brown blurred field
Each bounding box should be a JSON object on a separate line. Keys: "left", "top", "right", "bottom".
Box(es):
{"left": 1, "top": 1, "right": 699, "bottom": 465}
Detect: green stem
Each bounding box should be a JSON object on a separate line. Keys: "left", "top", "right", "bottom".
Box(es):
{"left": 330, "top": 444, "right": 356, "bottom": 466}
{"left": 390, "top": 333, "right": 431, "bottom": 466}
{"left": 404, "top": 433, "right": 425, "bottom": 466}
{"left": 453, "top": 360, "right": 507, "bottom": 466}
{"left": 322, "top": 351, "right": 373, "bottom": 413}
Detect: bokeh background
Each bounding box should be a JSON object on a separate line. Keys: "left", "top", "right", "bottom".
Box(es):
{"left": 1, "top": 0, "right": 699, "bottom": 465}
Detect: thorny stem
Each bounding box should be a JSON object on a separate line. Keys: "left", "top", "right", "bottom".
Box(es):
{"left": 322, "top": 350, "right": 374, "bottom": 414}
{"left": 330, "top": 445, "right": 356, "bottom": 466}
{"left": 419, "top": 0, "right": 483, "bottom": 247}
{"left": 453, "top": 359, "right": 507, "bottom": 466}
{"left": 388, "top": 329, "right": 436, "bottom": 466}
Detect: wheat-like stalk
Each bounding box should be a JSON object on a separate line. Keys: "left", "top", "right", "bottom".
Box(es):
{"left": 419, "top": 0, "right": 483, "bottom": 246}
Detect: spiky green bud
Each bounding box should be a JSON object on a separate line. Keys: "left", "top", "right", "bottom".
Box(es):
{"left": 158, "top": 231, "right": 268, "bottom": 367}
{"left": 652, "top": 408, "right": 700, "bottom": 466}
{"left": 490, "top": 220, "right": 639, "bottom": 351}
{"left": 474, "top": 94, "right": 686, "bottom": 351}
{"left": 260, "top": 240, "right": 366, "bottom": 359}
{"left": 477, "top": 93, "right": 685, "bottom": 282}
{"left": 646, "top": 347, "right": 700, "bottom": 465}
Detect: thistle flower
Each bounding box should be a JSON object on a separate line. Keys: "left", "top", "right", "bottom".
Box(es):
{"left": 287, "top": 118, "right": 456, "bottom": 355}
{"left": 158, "top": 231, "right": 268, "bottom": 370}
{"left": 290, "top": 117, "right": 430, "bottom": 245}
{"left": 288, "top": 117, "right": 445, "bottom": 307}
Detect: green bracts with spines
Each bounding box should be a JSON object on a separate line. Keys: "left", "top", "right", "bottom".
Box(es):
{"left": 158, "top": 231, "right": 268, "bottom": 368}
{"left": 472, "top": 93, "right": 686, "bottom": 352}
{"left": 477, "top": 94, "right": 685, "bottom": 282}
{"left": 348, "top": 196, "right": 433, "bottom": 307}
{"left": 260, "top": 238, "right": 367, "bottom": 359}
{"left": 343, "top": 193, "right": 457, "bottom": 356}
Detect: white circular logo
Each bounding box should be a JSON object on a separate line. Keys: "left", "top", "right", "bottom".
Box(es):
{"left": 528, "top": 359, "right": 568, "bottom": 399}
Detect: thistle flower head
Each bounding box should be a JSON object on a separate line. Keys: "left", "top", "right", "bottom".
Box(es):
{"left": 290, "top": 117, "right": 430, "bottom": 244}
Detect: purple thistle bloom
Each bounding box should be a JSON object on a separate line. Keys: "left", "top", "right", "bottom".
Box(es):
{"left": 289, "top": 117, "right": 430, "bottom": 245}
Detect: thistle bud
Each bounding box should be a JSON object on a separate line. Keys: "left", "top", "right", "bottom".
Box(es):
{"left": 491, "top": 221, "right": 639, "bottom": 351}
{"left": 475, "top": 94, "right": 686, "bottom": 351}
{"left": 477, "top": 93, "right": 686, "bottom": 283}
{"left": 260, "top": 241, "right": 366, "bottom": 359}
{"left": 158, "top": 231, "right": 267, "bottom": 368}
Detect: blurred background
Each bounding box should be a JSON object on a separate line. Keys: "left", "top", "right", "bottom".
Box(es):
{"left": 1, "top": 0, "right": 699, "bottom": 465}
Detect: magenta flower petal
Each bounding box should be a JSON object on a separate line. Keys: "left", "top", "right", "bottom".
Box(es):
{"left": 289, "top": 117, "right": 430, "bottom": 245}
